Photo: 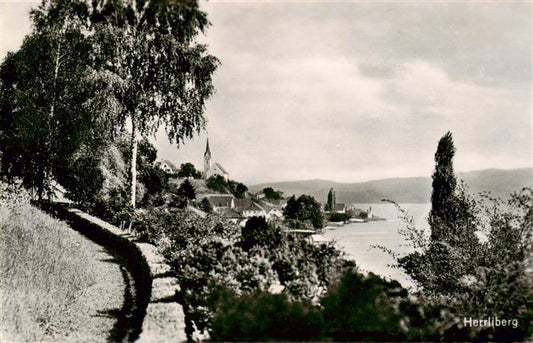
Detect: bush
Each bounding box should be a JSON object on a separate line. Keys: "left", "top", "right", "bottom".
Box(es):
{"left": 283, "top": 194, "right": 324, "bottom": 230}
{"left": 263, "top": 187, "right": 282, "bottom": 200}
{"left": 178, "top": 179, "right": 196, "bottom": 200}
{"left": 328, "top": 212, "right": 351, "bottom": 222}
{"left": 199, "top": 197, "right": 213, "bottom": 213}
{"left": 210, "top": 290, "right": 324, "bottom": 341}
{"left": 206, "top": 175, "right": 228, "bottom": 193}
{"left": 321, "top": 268, "right": 408, "bottom": 341}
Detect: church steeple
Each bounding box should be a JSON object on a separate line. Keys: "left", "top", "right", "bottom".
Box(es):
{"left": 204, "top": 138, "right": 211, "bottom": 175}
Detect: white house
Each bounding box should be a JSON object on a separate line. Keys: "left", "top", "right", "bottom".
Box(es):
{"left": 206, "top": 194, "right": 235, "bottom": 212}
{"left": 266, "top": 207, "right": 283, "bottom": 220}
{"left": 157, "top": 159, "right": 177, "bottom": 174}
{"left": 242, "top": 202, "right": 267, "bottom": 218}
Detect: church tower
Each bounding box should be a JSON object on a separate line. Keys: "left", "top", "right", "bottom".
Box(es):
{"left": 204, "top": 138, "right": 211, "bottom": 176}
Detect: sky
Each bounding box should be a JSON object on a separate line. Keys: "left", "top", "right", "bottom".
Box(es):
{"left": 1, "top": 1, "right": 532, "bottom": 185}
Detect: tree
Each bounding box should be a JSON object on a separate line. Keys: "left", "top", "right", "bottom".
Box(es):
{"left": 178, "top": 179, "right": 196, "bottom": 200}
{"left": 199, "top": 197, "right": 213, "bottom": 213}
{"left": 263, "top": 187, "right": 282, "bottom": 200}
{"left": 283, "top": 194, "right": 324, "bottom": 230}
{"left": 0, "top": 1, "right": 101, "bottom": 199}
{"left": 397, "top": 132, "right": 480, "bottom": 296}
{"left": 240, "top": 216, "right": 282, "bottom": 252}
{"left": 228, "top": 180, "right": 248, "bottom": 198}
{"left": 178, "top": 162, "right": 201, "bottom": 179}
{"left": 206, "top": 175, "right": 227, "bottom": 193}
{"left": 325, "top": 188, "right": 335, "bottom": 212}
{"left": 90, "top": 0, "right": 218, "bottom": 208}
{"left": 429, "top": 131, "right": 457, "bottom": 241}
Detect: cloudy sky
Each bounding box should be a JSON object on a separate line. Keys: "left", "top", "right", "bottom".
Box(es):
{"left": 1, "top": 1, "right": 532, "bottom": 184}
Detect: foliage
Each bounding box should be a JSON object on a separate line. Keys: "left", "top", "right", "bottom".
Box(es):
{"left": 429, "top": 131, "right": 457, "bottom": 240}
{"left": 206, "top": 175, "right": 248, "bottom": 198}
{"left": 239, "top": 216, "right": 281, "bottom": 252}
{"left": 0, "top": 1, "right": 104, "bottom": 199}
{"left": 178, "top": 179, "right": 196, "bottom": 200}
{"left": 284, "top": 194, "right": 324, "bottom": 230}
{"left": 321, "top": 268, "right": 407, "bottom": 341}
{"left": 199, "top": 197, "right": 213, "bottom": 213}
{"left": 210, "top": 290, "right": 324, "bottom": 341}
{"left": 133, "top": 209, "right": 346, "bottom": 339}
{"left": 357, "top": 210, "right": 369, "bottom": 219}
{"left": 262, "top": 187, "right": 282, "bottom": 200}
{"left": 206, "top": 175, "right": 228, "bottom": 193}
{"left": 397, "top": 132, "right": 481, "bottom": 297}
{"left": 178, "top": 162, "right": 202, "bottom": 179}
{"left": 228, "top": 180, "right": 248, "bottom": 199}
{"left": 328, "top": 212, "right": 351, "bottom": 222}
{"left": 89, "top": 0, "right": 218, "bottom": 207}
{"left": 59, "top": 153, "right": 105, "bottom": 205}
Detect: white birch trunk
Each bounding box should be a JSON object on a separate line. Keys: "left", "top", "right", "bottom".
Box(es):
{"left": 130, "top": 123, "right": 138, "bottom": 208}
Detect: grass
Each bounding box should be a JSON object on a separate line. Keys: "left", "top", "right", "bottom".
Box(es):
{"left": 0, "top": 192, "right": 97, "bottom": 341}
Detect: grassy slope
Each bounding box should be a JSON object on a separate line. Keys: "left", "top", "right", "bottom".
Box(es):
{"left": 0, "top": 198, "right": 123, "bottom": 341}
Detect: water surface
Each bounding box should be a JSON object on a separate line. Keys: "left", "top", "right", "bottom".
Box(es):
{"left": 322, "top": 203, "right": 431, "bottom": 287}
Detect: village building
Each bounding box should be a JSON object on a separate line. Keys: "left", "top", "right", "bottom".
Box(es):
{"left": 333, "top": 203, "right": 347, "bottom": 214}
{"left": 242, "top": 202, "right": 267, "bottom": 218}
{"left": 205, "top": 194, "right": 235, "bottom": 212}
{"left": 156, "top": 159, "right": 177, "bottom": 174}
{"left": 265, "top": 207, "right": 283, "bottom": 220}
{"left": 204, "top": 139, "right": 229, "bottom": 181}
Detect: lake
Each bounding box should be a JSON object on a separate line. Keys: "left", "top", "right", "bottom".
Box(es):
{"left": 322, "top": 203, "right": 431, "bottom": 288}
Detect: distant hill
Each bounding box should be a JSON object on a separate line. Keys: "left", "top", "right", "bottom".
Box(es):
{"left": 250, "top": 168, "right": 532, "bottom": 203}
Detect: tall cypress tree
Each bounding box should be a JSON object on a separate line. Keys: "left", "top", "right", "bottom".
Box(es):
{"left": 326, "top": 188, "right": 335, "bottom": 212}
{"left": 428, "top": 131, "right": 457, "bottom": 241}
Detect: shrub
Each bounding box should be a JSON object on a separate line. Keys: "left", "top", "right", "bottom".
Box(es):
{"left": 283, "top": 194, "right": 324, "bottom": 230}
{"left": 199, "top": 197, "right": 213, "bottom": 213}
{"left": 321, "top": 268, "right": 408, "bottom": 341}
{"left": 328, "top": 212, "right": 351, "bottom": 222}
{"left": 178, "top": 179, "right": 196, "bottom": 200}
{"left": 210, "top": 290, "right": 324, "bottom": 341}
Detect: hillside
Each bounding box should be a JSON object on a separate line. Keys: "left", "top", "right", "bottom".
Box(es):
{"left": 250, "top": 168, "right": 532, "bottom": 203}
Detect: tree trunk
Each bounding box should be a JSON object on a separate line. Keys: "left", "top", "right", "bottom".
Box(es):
{"left": 130, "top": 122, "right": 138, "bottom": 208}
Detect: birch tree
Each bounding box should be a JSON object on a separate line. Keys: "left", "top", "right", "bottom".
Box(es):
{"left": 91, "top": 0, "right": 218, "bottom": 208}
{"left": 0, "top": 1, "right": 95, "bottom": 198}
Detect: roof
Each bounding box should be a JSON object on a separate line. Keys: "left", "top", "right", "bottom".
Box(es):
{"left": 218, "top": 208, "right": 242, "bottom": 218}
{"left": 243, "top": 202, "right": 265, "bottom": 212}
{"left": 213, "top": 162, "right": 228, "bottom": 174}
{"left": 159, "top": 159, "right": 177, "bottom": 170}
{"left": 207, "top": 194, "right": 234, "bottom": 207}
{"left": 204, "top": 138, "right": 211, "bottom": 157}
{"left": 234, "top": 198, "right": 253, "bottom": 209}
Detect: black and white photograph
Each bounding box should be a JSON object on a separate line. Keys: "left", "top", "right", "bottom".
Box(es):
{"left": 0, "top": 0, "right": 531, "bottom": 341}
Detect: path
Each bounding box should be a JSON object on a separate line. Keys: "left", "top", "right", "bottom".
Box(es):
{"left": 39, "top": 202, "right": 187, "bottom": 342}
